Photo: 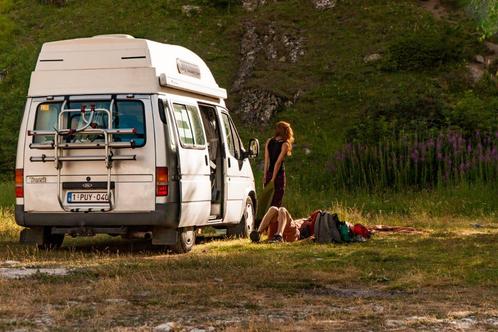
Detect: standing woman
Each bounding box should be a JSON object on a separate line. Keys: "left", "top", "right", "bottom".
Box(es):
{"left": 264, "top": 121, "right": 294, "bottom": 207}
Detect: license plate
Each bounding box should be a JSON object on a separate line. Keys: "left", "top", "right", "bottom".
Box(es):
{"left": 67, "top": 192, "right": 109, "bottom": 203}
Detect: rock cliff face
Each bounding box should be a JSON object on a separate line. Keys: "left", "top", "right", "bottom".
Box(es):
{"left": 233, "top": 1, "right": 334, "bottom": 125}
{"left": 232, "top": 20, "right": 304, "bottom": 124}
{"left": 238, "top": 89, "right": 284, "bottom": 124}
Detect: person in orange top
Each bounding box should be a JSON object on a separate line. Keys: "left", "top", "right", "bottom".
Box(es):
{"left": 250, "top": 206, "right": 317, "bottom": 243}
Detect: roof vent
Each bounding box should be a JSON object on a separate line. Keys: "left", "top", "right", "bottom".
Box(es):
{"left": 92, "top": 34, "right": 135, "bottom": 39}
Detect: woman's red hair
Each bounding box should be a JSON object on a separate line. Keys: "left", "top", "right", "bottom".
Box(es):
{"left": 275, "top": 121, "right": 294, "bottom": 156}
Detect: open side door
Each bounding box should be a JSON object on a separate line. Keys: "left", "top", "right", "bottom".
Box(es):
{"left": 219, "top": 110, "right": 246, "bottom": 223}
{"left": 169, "top": 101, "right": 211, "bottom": 227}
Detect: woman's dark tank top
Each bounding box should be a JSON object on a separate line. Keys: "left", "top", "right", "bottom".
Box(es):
{"left": 268, "top": 138, "right": 285, "bottom": 176}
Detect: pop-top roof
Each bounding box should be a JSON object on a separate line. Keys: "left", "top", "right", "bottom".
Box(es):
{"left": 28, "top": 35, "right": 227, "bottom": 99}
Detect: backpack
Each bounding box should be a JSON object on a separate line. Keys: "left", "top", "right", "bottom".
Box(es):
{"left": 313, "top": 211, "right": 343, "bottom": 243}
{"left": 338, "top": 221, "right": 352, "bottom": 242}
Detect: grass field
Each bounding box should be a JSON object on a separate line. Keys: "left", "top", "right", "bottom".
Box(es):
{"left": 1, "top": 0, "right": 498, "bottom": 329}
{"left": 1, "top": 189, "right": 497, "bottom": 331}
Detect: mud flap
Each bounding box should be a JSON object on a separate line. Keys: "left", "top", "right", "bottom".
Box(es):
{"left": 20, "top": 227, "right": 44, "bottom": 245}
{"left": 152, "top": 227, "right": 177, "bottom": 245}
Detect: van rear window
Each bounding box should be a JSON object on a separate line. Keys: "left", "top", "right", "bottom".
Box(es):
{"left": 33, "top": 100, "right": 146, "bottom": 147}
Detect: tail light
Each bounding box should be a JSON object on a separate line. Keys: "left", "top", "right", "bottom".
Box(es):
{"left": 15, "top": 169, "right": 24, "bottom": 198}
{"left": 156, "top": 167, "right": 168, "bottom": 196}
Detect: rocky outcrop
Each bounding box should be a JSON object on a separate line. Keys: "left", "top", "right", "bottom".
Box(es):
{"left": 364, "top": 53, "right": 382, "bottom": 63}
{"left": 232, "top": 21, "right": 305, "bottom": 124}
{"left": 467, "top": 63, "right": 486, "bottom": 83}
{"left": 181, "top": 5, "right": 201, "bottom": 17}
{"left": 241, "top": 0, "right": 276, "bottom": 12}
{"left": 232, "top": 23, "right": 261, "bottom": 92}
{"left": 466, "top": 41, "right": 498, "bottom": 83}
{"left": 312, "top": 0, "right": 336, "bottom": 10}
{"left": 243, "top": 0, "right": 335, "bottom": 12}
{"left": 237, "top": 89, "right": 284, "bottom": 124}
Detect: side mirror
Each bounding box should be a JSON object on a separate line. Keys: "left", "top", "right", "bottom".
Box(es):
{"left": 246, "top": 138, "right": 259, "bottom": 159}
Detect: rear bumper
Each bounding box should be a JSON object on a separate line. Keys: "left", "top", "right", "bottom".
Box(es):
{"left": 15, "top": 204, "right": 178, "bottom": 228}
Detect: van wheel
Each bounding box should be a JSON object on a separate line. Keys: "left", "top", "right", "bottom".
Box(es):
{"left": 38, "top": 228, "right": 64, "bottom": 250}
{"left": 169, "top": 227, "right": 195, "bottom": 254}
{"left": 226, "top": 197, "right": 255, "bottom": 238}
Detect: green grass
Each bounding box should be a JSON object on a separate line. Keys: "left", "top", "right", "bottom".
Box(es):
{"left": 0, "top": 208, "right": 497, "bottom": 330}
{"left": 0, "top": 181, "right": 14, "bottom": 208}
{"left": 1, "top": 0, "right": 496, "bottom": 215}
{"left": 0, "top": 0, "right": 486, "bottom": 174}
{"left": 1, "top": 1, "right": 498, "bottom": 329}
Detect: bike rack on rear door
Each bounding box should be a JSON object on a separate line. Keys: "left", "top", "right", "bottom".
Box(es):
{"left": 28, "top": 98, "right": 137, "bottom": 212}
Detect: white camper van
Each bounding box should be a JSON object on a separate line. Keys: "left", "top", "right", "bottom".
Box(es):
{"left": 15, "top": 35, "right": 259, "bottom": 253}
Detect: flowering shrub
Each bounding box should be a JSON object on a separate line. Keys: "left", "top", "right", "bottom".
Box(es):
{"left": 328, "top": 131, "right": 498, "bottom": 190}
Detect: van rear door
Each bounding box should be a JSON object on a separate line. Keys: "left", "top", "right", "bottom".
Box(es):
{"left": 169, "top": 100, "right": 211, "bottom": 227}
{"left": 23, "top": 95, "right": 155, "bottom": 213}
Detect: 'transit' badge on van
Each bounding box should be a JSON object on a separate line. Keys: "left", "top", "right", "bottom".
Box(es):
{"left": 176, "top": 59, "right": 201, "bottom": 79}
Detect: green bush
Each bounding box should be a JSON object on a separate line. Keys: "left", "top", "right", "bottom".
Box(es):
{"left": 384, "top": 27, "right": 472, "bottom": 71}
{"left": 346, "top": 91, "right": 447, "bottom": 143}
{"left": 445, "top": 91, "right": 498, "bottom": 134}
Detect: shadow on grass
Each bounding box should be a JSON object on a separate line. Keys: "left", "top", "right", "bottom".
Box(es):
{"left": 0, "top": 233, "right": 227, "bottom": 256}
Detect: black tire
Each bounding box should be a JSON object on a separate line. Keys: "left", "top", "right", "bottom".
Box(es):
{"left": 226, "top": 197, "right": 255, "bottom": 238}
{"left": 168, "top": 227, "right": 196, "bottom": 254}
{"left": 38, "top": 227, "right": 64, "bottom": 250}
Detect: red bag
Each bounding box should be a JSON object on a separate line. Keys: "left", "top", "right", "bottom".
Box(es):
{"left": 352, "top": 224, "right": 371, "bottom": 239}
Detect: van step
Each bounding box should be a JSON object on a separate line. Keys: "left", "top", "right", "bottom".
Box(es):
{"left": 30, "top": 155, "right": 136, "bottom": 162}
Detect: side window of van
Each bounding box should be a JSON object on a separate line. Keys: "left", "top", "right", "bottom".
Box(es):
{"left": 229, "top": 118, "right": 243, "bottom": 158}
{"left": 221, "top": 113, "right": 236, "bottom": 157}
{"left": 222, "top": 113, "right": 243, "bottom": 159}
{"left": 173, "top": 103, "right": 206, "bottom": 148}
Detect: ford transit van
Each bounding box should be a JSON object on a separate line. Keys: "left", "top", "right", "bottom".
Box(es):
{"left": 15, "top": 35, "right": 259, "bottom": 253}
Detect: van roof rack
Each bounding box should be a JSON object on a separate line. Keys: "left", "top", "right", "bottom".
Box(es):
{"left": 29, "top": 97, "right": 137, "bottom": 212}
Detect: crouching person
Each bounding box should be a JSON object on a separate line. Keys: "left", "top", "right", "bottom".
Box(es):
{"left": 250, "top": 206, "right": 312, "bottom": 243}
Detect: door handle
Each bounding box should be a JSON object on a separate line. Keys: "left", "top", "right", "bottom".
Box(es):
{"left": 205, "top": 155, "right": 208, "bottom": 166}
{"left": 228, "top": 158, "right": 231, "bottom": 168}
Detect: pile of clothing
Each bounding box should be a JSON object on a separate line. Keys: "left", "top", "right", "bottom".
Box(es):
{"left": 300, "top": 211, "right": 371, "bottom": 243}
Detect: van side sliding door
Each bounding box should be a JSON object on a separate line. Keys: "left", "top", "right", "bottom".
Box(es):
{"left": 170, "top": 101, "right": 211, "bottom": 227}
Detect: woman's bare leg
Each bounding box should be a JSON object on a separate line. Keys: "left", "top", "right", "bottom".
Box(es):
{"left": 257, "top": 206, "right": 279, "bottom": 234}
{"left": 275, "top": 207, "right": 293, "bottom": 236}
